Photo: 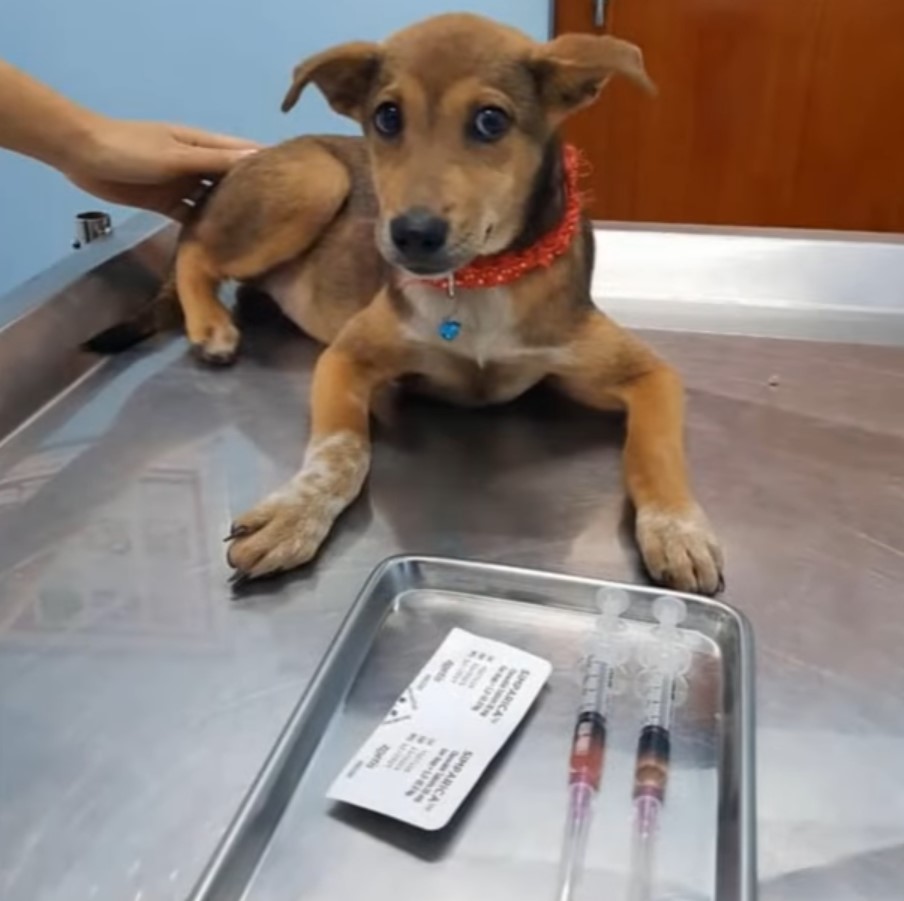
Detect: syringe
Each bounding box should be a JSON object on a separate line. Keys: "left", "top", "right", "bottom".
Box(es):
{"left": 627, "top": 595, "right": 692, "bottom": 901}
{"left": 555, "top": 588, "right": 631, "bottom": 901}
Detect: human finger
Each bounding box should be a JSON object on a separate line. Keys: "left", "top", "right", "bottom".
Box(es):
{"left": 170, "top": 124, "right": 263, "bottom": 152}
{"left": 170, "top": 144, "right": 257, "bottom": 176}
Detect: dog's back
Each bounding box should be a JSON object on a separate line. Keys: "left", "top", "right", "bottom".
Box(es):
{"left": 247, "top": 136, "right": 389, "bottom": 345}
{"left": 90, "top": 135, "right": 385, "bottom": 357}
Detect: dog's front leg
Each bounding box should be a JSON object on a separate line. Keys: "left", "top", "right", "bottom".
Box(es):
{"left": 555, "top": 315, "right": 724, "bottom": 595}
{"left": 226, "top": 317, "right": 403, "bottom": 581}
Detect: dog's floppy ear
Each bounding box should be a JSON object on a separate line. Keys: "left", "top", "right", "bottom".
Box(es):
{"left": 530, "top": 34, "right": 655, "bottom": 123}
{"left": 282, "top": 41, "right": 382, "bottom": 120}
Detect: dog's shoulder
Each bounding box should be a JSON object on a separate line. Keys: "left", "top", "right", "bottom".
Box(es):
{"left": 510, "top": 218, "right": 597, "bottom": 346}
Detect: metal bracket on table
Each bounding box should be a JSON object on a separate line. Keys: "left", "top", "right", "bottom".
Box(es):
{"left": 73, "top": 210, "right": 113, "bottom": 249}
{"left": 593, "top": 0, "right": 608, "bottom": 28}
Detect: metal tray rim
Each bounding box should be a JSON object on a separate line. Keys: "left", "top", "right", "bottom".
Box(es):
{"left": 187, "top": 555, "right": 757, "bottom": 901}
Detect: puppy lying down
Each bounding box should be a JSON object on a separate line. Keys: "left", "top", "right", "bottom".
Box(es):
{"left": 146, "top": 14, "right": 723, "bottom": 594}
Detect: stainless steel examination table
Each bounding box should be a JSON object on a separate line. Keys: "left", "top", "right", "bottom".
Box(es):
{"left": 1, "top": 218, "right": 903, "bottom": 900}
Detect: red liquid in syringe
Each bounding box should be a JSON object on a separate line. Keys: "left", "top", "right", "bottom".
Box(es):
{"left": 568, "top": 659, "right": 612, "bottom": 789}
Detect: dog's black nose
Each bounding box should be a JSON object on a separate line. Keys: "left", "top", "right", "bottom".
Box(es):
{"left": 390, "top": 208, "right": 449, "bottom": 257}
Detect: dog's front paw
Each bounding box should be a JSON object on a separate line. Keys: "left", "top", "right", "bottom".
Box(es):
{"left": 187, "top": 314, "right": 241, "bottom": 367}
{"left": 225, "top": 488, "right": 341, "bottom": 581}
{"left": 636, "top": 504, "right": 724, "bottom": 596}
{"left": 226, "top": 432, "right": 370, "bottom": 582}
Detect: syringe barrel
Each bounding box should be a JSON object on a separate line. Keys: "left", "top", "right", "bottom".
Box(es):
{"left": 643, "top": 668, "right": 676, "bottom": 729}
{"left": 568, "top": 709, "right": 606, "bottom": 790}
{"left": 577, "top": 657, "right": 608, "bottom": 712}
{"left": 633, "top": 723, "right": 671, "bottom": 805}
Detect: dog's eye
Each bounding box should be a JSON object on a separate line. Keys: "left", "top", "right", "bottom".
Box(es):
{"left": 373, "top": 102, "right": 403, "bottom": 138}
{"left": 470, "top": 106, "right": 511, "bottom": 143}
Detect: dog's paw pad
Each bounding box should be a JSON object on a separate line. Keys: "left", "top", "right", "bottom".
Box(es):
{"left": 636, "top": 505, "right": 724, "bottom": 596}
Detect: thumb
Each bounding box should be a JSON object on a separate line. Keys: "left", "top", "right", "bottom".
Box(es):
{"left": 173, "top": 145, "right": 257, "bottom": 176}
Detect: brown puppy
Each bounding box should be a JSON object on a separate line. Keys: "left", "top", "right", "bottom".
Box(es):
{"left": 174, "top": 13, "right": 724, "bottom": 594}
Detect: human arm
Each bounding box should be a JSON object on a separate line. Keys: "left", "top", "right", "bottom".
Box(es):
{"left": 0, "top": 59, "right": 261, "bottom": 217}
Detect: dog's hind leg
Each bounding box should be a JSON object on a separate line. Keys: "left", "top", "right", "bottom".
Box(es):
{"left": 175, "top": 241, "right": 242, "bottom": 365}
{"left": 175, "top": 140, "right": 352, "bottom": 364}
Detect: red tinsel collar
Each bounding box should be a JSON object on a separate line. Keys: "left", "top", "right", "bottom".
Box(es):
{"left": 419, "top": 143, "right": 584, "bottom": 292}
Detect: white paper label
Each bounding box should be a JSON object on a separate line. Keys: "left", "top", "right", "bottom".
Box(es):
{"left": 327, "top": 627, "right": 552, "bottom": 831}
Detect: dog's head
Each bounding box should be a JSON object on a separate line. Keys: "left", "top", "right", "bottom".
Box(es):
{"left": 282, "top": 14, "right": 653, "bottom": 277}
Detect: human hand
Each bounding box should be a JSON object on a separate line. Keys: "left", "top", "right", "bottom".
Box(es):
{"left": 61, "top": 117, "right": 262, "bottom": 220}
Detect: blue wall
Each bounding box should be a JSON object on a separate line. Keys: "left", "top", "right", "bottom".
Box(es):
{"left": 0, "top": 1, "right": 549, "bottom": 297}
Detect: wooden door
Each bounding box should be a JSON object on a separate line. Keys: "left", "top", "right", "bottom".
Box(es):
{"left": 555, "top": 0, "right": 904, "bottom": 232}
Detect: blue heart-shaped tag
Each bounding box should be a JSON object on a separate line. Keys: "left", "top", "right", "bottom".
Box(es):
{"left": 438, "top": 319, "right": 462, "bottom": 341}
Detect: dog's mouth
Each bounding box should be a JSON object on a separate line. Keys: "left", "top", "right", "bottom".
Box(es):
{"left": 379, "top": 243, "right": 479, "bottom": 279}
{"left": 376, "top": 224, "right": 490, "bottom": 279}
{"left": 392, "top": 258, "right": 459, "bottom": 278}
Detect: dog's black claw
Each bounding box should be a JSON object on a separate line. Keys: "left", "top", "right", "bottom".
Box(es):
{"left": 224, "top": 524, "right": 251, "bottom": 542}
{"left": 716, "top": 574, "right": 726, "bottom": 594}
{"left": 229, "top": 570, "right": 251, "bottom": 588}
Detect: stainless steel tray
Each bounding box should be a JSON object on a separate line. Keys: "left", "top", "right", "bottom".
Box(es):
{"left": 189, "top": 556, "right": 756, "bottom": 901}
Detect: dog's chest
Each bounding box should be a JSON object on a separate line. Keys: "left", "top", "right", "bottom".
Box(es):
{"left": 399, "top": 283, "right": 564, "bottom": 404}
{"left": 401, "top": 283, "right": 550, "bottom": 362}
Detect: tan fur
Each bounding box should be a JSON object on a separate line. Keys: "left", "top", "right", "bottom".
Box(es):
{"left": 174, "top": 241, "right": 240, "bottom": 363}
{"left": 171, "top": 13, "right": 723, "bottom": 594}
{"left": 531, "top": 33, "right": 656, "bottom": 123}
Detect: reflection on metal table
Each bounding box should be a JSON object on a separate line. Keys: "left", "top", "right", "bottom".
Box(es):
{"left": 1, "top": 220, "right": 903, "bottom": 900}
